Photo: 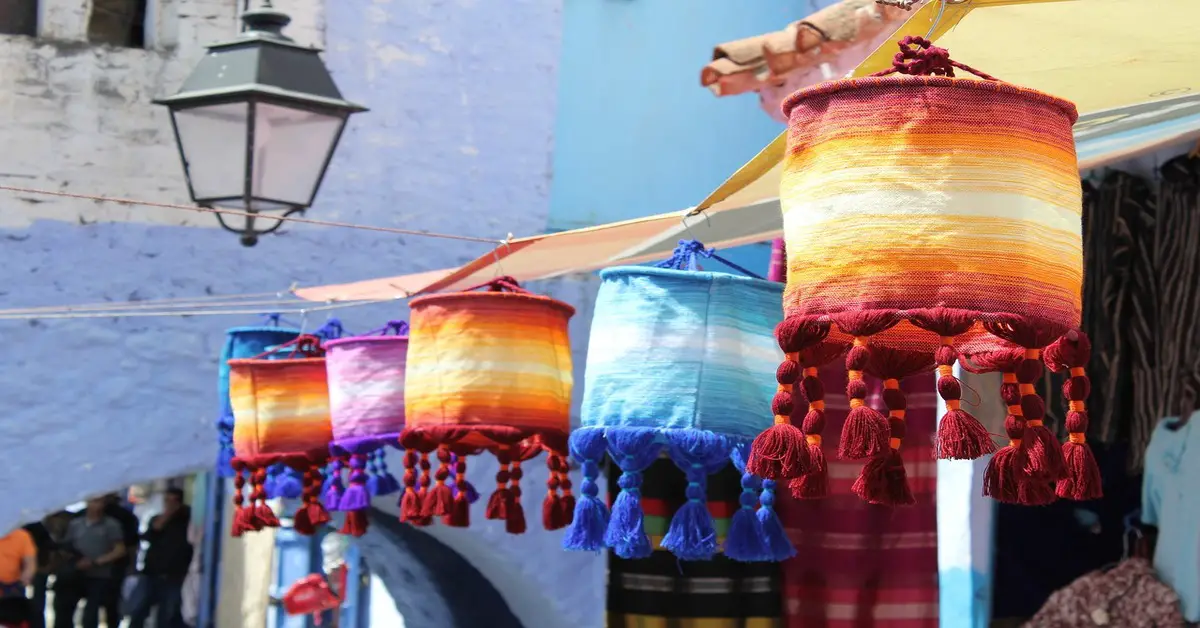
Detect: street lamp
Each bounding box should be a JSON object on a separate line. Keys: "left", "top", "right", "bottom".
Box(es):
{"left": 154, "top": 0, "right": 367, "bottom": 246}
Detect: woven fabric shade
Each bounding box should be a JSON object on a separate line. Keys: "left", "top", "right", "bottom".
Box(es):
{"left": 318, "top": 320, "right": 410, "bottom": 537}
{"left": 564, "top": 241, "right": 796, "bottom": 562}
{"left": 748, "top": 37, "right": 1101, "bottom": 507}
{"left": 228, "top": 334, "right": 334, "bottom": 536}
{"left": 216, "top": 322, "right": 301, "bottom": 477}
{"left": 400, "top": 277, "right": 575, "bottom": 533}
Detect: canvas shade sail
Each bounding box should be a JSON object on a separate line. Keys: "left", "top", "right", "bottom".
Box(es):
{"left": 295, "top": 0, "right": 1200, "bottom": 302}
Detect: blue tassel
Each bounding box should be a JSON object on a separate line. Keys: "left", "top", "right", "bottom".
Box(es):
{"left": 215, "top": 416, "right": 236, "bottom": 478}
{"left": 323, "top": 459, "right": 345, "bottom": 511}
{"left": 338, "top": 454, "right": 371, "bottom": 511}
{"left": 370, "top": 450, "right": 401, "bottom": 496}
{"left": 263, "top": 465, "right": 281, "bottom": 499}
{"left": 461, "top": 480, "right": 480, "bottom": 504}
{"left": 563, "top": 427, "right": 612, "bottom": 552}
{"left": 661, "top": 431, "right": 729, "bottom": 561}
{"left": 277, "top": 467, "right": 303, "bottom": 499}
{"left": 603, "top": 428, "right": 663, "bottom": 559}
{"left": 757, "top": 479, "right": 797, "bottom": 561}
{"left": 723, "top": 471, "right": 770, "bottom": 562}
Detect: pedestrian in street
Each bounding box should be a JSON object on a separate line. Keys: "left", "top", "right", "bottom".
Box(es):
{"left": 0, "top": 525, "right": 37, "bottom": 628}
{"left": 127, "top": 488, "right": 193, "bottom": 628}
{"left": 99, "top": 494, "right": 140, "bottom": 625}
{"left": 56, "top": 498, "right": 126, "bottom": 628}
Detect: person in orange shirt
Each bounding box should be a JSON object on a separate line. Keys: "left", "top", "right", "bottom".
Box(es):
{"left": 0, "top": 525, "right": 36, "bottom": 627}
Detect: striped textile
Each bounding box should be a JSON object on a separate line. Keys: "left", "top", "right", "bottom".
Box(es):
{"left": 583, "top": 267, "right": 784, "bottom": 440}
{"left": 607, "top": 457, "right": 783, "bottom": 628}
{"left": 780, "top": 75, "right": 1083, "bottom": 355}
{"left": 229, "top": 357, "right": 334, "bottom": 459}
{"left": 778, "top": 365, "right": 938, "bottom": 628}
{"left": 324, "top": 336, "right": 408, "bottom": 452}
{"left": 404, "top": 291, "right": 575, "bottom": 444}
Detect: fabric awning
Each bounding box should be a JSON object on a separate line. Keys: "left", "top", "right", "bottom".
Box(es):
{"left": 298, "top": 0, "right": 1200, "bottom": 302}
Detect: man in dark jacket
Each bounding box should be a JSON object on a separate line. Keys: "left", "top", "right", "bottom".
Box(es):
{"left": 128, "top": 489, "right": 193, "bottom": 628}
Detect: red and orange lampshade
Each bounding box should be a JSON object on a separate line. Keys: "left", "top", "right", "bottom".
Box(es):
{"left": 400, "top": 276, "right": 575, "bottom": 532}
{"left": 749, "top": 37, "right": 1100, "bottom": 506}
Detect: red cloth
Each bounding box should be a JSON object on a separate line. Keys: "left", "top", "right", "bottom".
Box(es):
{"left": 778, "top": 365, "right": 939, "bottom": 628}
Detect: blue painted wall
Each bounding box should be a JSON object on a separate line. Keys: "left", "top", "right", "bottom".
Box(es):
{"left": 548, "top": 0, "right": 814, "bottom": 270}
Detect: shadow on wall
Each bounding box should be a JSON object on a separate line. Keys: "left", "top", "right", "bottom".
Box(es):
{"left": 363, "top": 509, "right": 523, "bottom": 628}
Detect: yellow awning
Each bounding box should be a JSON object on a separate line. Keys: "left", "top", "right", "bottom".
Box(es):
{"left": 298, "top": 0, "right": 1200, "bottom": 302}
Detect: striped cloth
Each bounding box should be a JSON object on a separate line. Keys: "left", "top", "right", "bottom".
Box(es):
{"left": 229, "top": 356, "right": 334, "bottom": 459}
{"left": 607, "top": 456, "right": 783, "bottom": 628}
{"left": 405, "top": 290, "right": 575, "bottom": 447}
{"left": 324, "top": 335, "right": 408, "bottom": 453}
{"left": 777, "top": 365, "right": 939, "bottom": 628}
{"left": 780, "top": 74, "right": 1082, "bottom": 355}
{"left": 583, "top": 267, "right": 784, "bottom": 440}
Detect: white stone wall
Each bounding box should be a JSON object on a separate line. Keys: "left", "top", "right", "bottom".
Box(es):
{"left": 0, "top": 0, "right": 324, "bottom": 228}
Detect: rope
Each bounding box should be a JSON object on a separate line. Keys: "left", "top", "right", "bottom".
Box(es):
{"left": 0, "top": 185, "right": 502, "bottom": 244}
{"left": 0, "top": 298, "right": 399, "bottom": 321}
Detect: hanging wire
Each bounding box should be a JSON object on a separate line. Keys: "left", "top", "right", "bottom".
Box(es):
{"left": 0, "top": 292, "right": 313, "bottom": 315}
{"left": 0, "top": 297, "right": 400, "bottom": 321}
{"left": 0, "top": 185, "right": 501, "bottom": 244}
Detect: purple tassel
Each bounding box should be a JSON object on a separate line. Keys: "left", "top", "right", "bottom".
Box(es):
{"left": 323, "top": 459, "right": 345, "bottom": 511}
{"left": 338, "top": 453, "right": 371, "bottom": 511}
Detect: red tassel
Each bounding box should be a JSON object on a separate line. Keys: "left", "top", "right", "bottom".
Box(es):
{"left": 486, "top": 452, "right": 512, "bottom": 520}
{"left": 306, "top": 502, "right": 331, "bottom": 527}
{"left": 505, "top": 461, "right": 527, "bottom": 534}
{"left": 398, "top": 450, "right": 422, "bottom": 523}
{"left": 788, "top": 435, "right": 828, "bottom": 499}
{"left": 854, "top": 377, "right": 915, "bottom": 506}
{"left": 1016, "top": 349, "right": 1066, "bottom": 481}
{"left": 542, "top": 456, "right": 564, "bottom": 530}
{"left": 443, "top": 454, "right": 469, "bottom": 527}
{"left": 1045, "top": 331, "right": 1103, "bottom": 501}
{"left": 838, "top": 338, "right": 889, "bottom": 459}
{"left": 255, "top": 502, "right": 280, "bottom": 528}
{"left": 231, "top": 465, "right": 248, "bottom": 536}
{"left": 293, "top": 508, "right": 315, "bottom": 536}
{"left": 421, "top": 447, "right": 455, "bottom": 517}
{"left": 984, "top": 375, "right": 1032, "bottom": 504}
{"left": 932, "top": 345, "right": 997, "bottom": 460}
{"left": 748, "top": 354, "right": 810, "bottom": 478}
{"left": 340, "top": 510, "right": 369, "bottom": 537}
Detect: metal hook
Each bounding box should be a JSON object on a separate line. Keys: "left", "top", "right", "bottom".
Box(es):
{"left": 925, "top": 0, "right": 949, "bottom": 40}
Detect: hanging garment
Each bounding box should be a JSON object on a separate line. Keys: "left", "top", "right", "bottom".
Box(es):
{"left": 1142, "top": 414, "right": 1200, "bottom": 622}
{"left": 777, "top": 366, "right": 938, "bottom": 628}
{"left": 1025, "top": 558, "right": 1186, "bottom": 627}
{"left": 606, "top": 457, "right": 783, "bottom": 628}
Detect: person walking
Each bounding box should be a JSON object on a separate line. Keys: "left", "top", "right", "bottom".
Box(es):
{"left": 128, "top": 489, "right": 193, "bottom": 628}
{"left": 0, "top": 525, "right": 37, "bottom": 628}
{"left": 57, "top": 498, "right": 126, "bottom": 628}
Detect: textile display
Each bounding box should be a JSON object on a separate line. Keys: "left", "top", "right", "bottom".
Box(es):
{"left": 1025, "top": 558, "right": 1187, "bottom": 627}
{"left": 215, "top": 319, "right": 301, "bottom": 477}
{"left": 320, "top": 320, "right": 410, "bottom": 536}
{"left": 779, "top": 365, "right": 938, "bottom": 628}
{"left": 264, "top": 318, "right": 346, "bottom": 502}
{"left": 1142, "top": 413, "right": 1200, "bottom": 622}
{"left": 565, "top": 240, "right": 795, "bottom": 562}
{"left": 401, "top": 276, "right": 574, "bottom": 533}
{"left": 606, "top": 457, "right": 783, "bottom": 628}
{"left": 751, "top": 36, "right": 1100, "bottom": 507}
{"left": 228, "top": 334, "right": 334, "bottom": 536}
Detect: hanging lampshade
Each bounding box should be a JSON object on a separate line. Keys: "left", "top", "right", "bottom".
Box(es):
{"left": 319, "top": 320, "right": 411, "bottom": 536}
{"left": 401, "top": 277, "right": 574, "bottom": 533}
{"left": 216, "top": 318, "right": 301, "bottom": 478}
{"left": 228, "top": 334, "right": 334, "bottom": 536}
{"left": 563, "top": 241, "right": 795, "bottom": 562}
{"left": 749, "top": 36, "right": 1100, "bottom": 506}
